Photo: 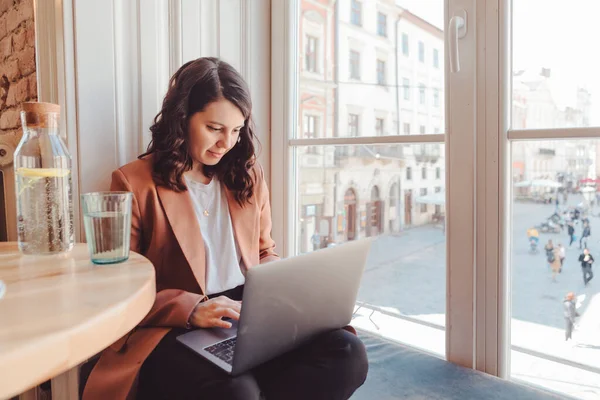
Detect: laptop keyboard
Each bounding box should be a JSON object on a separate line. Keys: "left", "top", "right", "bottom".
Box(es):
{"left": 204, "top": 336, "right": 237, "bottom": 365}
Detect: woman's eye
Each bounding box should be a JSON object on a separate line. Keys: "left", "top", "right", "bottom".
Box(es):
{"left": 207, "top": 125, "right": 221, "bottom": 131}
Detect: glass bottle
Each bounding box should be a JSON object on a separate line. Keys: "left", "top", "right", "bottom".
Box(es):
{"left": 13, "top": 102, "right": 74, "bottom": 255}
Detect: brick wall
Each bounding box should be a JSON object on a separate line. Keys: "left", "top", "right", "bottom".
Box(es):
{"left": 0, "top": 0, "right": 36, "bottom": 139}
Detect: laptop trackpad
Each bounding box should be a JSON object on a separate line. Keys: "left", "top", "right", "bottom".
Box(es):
{"left": 178, "top": 319, "right": 239, "bottom": 349}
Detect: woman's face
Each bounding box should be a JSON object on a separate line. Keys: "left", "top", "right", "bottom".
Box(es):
{"left": 187, "top": 98, "right": 245, "bottom": 167}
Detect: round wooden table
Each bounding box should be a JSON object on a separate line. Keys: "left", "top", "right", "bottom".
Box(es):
{"left": 0, "top": 243, "right": 156, "bottom": 400}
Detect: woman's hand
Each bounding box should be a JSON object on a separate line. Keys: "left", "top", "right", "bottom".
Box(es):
{"left": 189, "top": 296, "right": 242, "bottom": 329}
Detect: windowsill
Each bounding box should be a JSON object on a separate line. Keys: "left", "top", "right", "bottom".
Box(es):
{"left": 352, "top": 305, "right": 600, "bottom": 399}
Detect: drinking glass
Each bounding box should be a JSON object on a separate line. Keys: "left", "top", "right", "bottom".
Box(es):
{"left": 81, "top": 192, "right": 132, "bottom": 264}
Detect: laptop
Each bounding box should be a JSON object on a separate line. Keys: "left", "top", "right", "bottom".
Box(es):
{"left": 176, "top": 238, "right": 373, "bottom": 375}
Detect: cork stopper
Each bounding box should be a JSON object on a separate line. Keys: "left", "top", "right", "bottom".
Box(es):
{"left": 22, "top": 102, "right": 61, "bottom": 114}
{"left": 21, "top": 102, "right": 60, "bottom": 129}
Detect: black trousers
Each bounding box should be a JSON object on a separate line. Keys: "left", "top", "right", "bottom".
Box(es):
{"left": 137, "top": 286, "right": 369, "bottom": 400}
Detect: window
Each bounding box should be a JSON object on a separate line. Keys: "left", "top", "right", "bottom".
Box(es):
{"left": 303, "top": 115, "right": 318, "bottom": 154}
{"left": 305, "top": 35, "right": 317, "bottom": 72}
{"left": 433, "top": 88, "right": 440, "bottom": 107}
{"left": 436, "top": 167, "right": 441, "bottom": 179}
{"left": 419, "top": 188, "right": 428, "bottom": 213}
{"left": 274, "top": 1, "right": 600, "bottom": 397}
{"left": 419, "top": 84, "right": 426, "bottom": 105}
{"left": 419, "top": 125, "right": 426, "bottom": 134}
{"left": 421, "top": 167, "right": 427, "bottom": 179}
{"left": 278, "top": 0, "right": 450, "bottom": 384}
{"left": 348, "top": 113, "right": 359, "bottom": 137}
{"left": 376, "top": 59, "right": 386, "bottom": 85}
{"left": 435, "top": 186, "right": 441, "bottom": 193}
{"left": 433, "top": 48, "right": 439, "bottom": 68}
{"left": 375, "top": 118, "right": 384, "bottom": 136}
{"left": 401, "top": 33, "right": 409, "bottom": 56}
{"left": 349, "top": 50, "right": 360, "bottom": 79}
{"left": 418, "top": 41, "right": 425, "bottom": 63}
{"left": 351, "top": 0, "right": 362, "bottom": 26}
{"left": 377, "top": 12, "right": 387, "bottom": 37}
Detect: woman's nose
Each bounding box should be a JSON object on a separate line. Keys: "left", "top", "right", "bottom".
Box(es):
{"left": 218, "top": 132, "right": 236, "bottom": 148}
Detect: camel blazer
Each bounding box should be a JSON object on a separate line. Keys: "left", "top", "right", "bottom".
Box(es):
{"left": 83, "top": 156, "right": 279, "bottom": 400}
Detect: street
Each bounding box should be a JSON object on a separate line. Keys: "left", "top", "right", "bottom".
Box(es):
{"left": 355, "top": 194, "right": 600, "bottom": 398}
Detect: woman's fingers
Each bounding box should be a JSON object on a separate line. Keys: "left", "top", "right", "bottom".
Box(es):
{"left": 215, "top": 307, "right": 240, "bottom": 321}
{"left": 210, "top": 317, "right": 233, "bottom": 329}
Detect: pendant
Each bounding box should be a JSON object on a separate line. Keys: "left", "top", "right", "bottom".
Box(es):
{"left": 203, "top": 209, "right": 210, "bottom": 217}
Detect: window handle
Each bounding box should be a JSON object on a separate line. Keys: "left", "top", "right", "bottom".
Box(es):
{"left": 449, "top": 10, "right": 467, "bottom": 73}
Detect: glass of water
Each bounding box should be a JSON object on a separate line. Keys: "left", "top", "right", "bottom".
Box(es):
{"left": 81, "top": 192, "right": 132, "bottom": 264}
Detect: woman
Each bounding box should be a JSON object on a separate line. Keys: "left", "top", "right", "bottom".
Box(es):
{"left": 550, "top": 248, "right": 561, "bottom": 282}
{"left": 82, "top": 58, "right": 368, "bottom": 400}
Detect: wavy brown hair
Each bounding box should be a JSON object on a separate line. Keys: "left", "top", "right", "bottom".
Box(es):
{"left": 140, "top": 57, "right": 258, "bottom": 206}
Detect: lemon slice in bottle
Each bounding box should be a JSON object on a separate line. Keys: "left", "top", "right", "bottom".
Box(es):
{"left": 16, "top": 167, "right": 71, "bottom": 178}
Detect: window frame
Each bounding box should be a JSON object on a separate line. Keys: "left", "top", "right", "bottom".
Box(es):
{"left": 377, "top": 12, "right": 387, "bottom": 37}
{"left": 375, "top": 117, "right": 385, "bottom": 136}
{"left": 348, "top": 113, "right": 360, "bottom": 137}
{"left": 304, "top": 35, "right": 318, "bottom": 73}
{"left": 351, "top": 0, "right": 362, "bottom": 26}
{"left": 349, "top": 49, "right": 361, "bottom": 80}
{"left": 376, "top": 59, "right": 386, "bottom": 85}
{"left": 272, "top": 0, "right": 478, "bottom": 374}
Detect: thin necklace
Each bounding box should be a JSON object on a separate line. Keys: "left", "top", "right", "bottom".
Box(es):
{"left": 187, "top": 177, "right": 215, "bottom": 217}
{"left": 200, "top": 182, "right": 215, "bottom": 217}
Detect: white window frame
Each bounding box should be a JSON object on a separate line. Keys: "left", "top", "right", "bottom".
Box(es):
{"left": 377, "top": 12, "right": 387, "bottom": 37}
{"left": 272, "top": 0, "right": 477, "bottom": 370}
{"left": 376, "top": 59, "right": 386, "bottom": 85}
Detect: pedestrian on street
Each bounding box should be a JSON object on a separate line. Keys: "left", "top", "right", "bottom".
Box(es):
{"left": 550, "top": 248, "right": 561, "bottom": 282}
{"left": 558, "top": 243, "right": 565, "bottom": 273}
{"left": 567, "top": 222, "right": 576, "bottom": 248}
{"left": 580, "top": 221, "right": 591, "bottom": 249}
{"left": 544, "top": 239, "right": 554, "bottom": 268}
{"left": 311, "top": 231, "right": 321, "bottom": 251}
{"left": 578, "top": 248, "right": 594, "bottom": 286}
{"left": 563, "top": 292, "right": 579, "bottom": 341}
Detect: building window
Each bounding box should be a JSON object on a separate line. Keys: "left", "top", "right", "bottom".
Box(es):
{"left": 349, "top": 50, "right": 361, "bottom": 79}
{"left": 418, "top": 41, "right": 425, "bottom": 63}
{"left": 403, "top": 123, "right": 411, "bottom": 135}
{"left": 403, "top": 78, "right": 410, "bottom": 100}
{"left": 436, "top": 167, "right": 441, "bottom": 179}
{"left": 351, "top": 0, "right": 362, "bottom": 26}
{"left": 376, "top": 59, "right": 386, "bottom": 85}
{"left": 434, "top": 127, "right": 440, "bottom": 134}
{"left": 420, "top": 188, "right": 427, "bottom": 213}
{"left": 419, "top": 84, "right": 426, "bottom": 105}
{"left": 406, "top": 167, "right": 412, "bottom": 180}
{"left": 303, "top": 115, "right": 319, "bottom": 154}
{"left": 305, "top": 35, "right": 318, "bottom": 73}
{"left": 348, "top": 113, "right": 359, "bottom": 137}
{"left": 435, "top": 186, "right": 441, "bottom": 193}
{"left": 377, "top": 12, "right": 387, "bottom": 37}
{"left": 375, "top": 118, "right": 384, "bottom": 136}
{"left": 433, "top": 88, "right": 440, "bottom": 107}
{"left": 402, "top": 33, "right": 409, "bottom": 56}
{"left": 422, "top": 168, "right": 427, "bottom": 179}
{"left": 433, "top": 48, "right": 439, "bottom": 68}
{"left": 420, "top": 125, "right": 426, "bottom": 134}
